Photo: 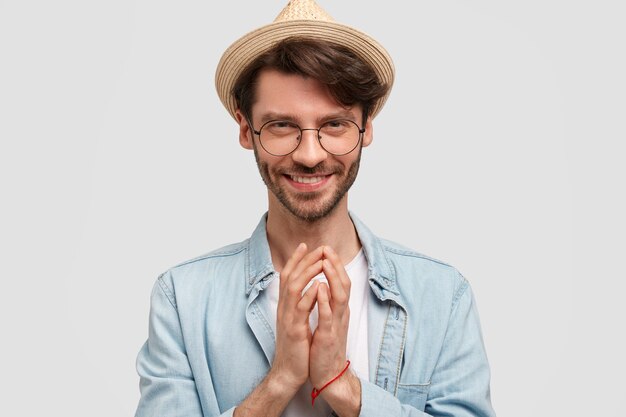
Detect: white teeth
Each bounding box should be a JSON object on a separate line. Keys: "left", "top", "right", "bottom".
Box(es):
{"left": 291, "top": 175, "right": 325, "bottom": 184}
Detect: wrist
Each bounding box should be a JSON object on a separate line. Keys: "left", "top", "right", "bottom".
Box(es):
{"left": 319, "top": 371, "right": 361, "bottom": 417}
{"left": 234, "top": 369, "right": 302, "bottom": 417}
{"left": 266, "top": 368, "right": 304, "bottom": 397}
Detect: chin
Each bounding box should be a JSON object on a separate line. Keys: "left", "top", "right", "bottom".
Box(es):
{"left": 271, "top": 187, "right": 342, "bottom": 222}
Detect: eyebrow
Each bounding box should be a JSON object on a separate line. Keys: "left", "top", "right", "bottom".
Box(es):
{"left": 259, "top": 110, "right": 358, "bottom": 125}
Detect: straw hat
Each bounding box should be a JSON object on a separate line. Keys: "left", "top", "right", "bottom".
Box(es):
{"left": 215, "top": 0, "right": 395, "bottom": 121}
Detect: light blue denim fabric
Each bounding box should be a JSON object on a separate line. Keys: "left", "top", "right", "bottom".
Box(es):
{"left": 135, "top": 213, "right": 495, "bottom": 417}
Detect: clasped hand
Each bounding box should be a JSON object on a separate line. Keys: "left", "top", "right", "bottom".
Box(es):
{"left": 271, "top": 243, "right": 352, "bottom": 393}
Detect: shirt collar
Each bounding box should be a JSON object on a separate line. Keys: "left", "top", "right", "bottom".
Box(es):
{"left": 245, "top": 212, "right": 399, "bottom": 297}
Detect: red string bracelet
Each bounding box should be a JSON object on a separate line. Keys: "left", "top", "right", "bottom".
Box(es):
{"left": 311, "top": 360, "right": 351, "bottom": 406}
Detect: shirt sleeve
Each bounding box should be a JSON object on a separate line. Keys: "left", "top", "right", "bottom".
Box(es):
{"left": 358, "top": 280, "right": 496, "bottom": 417}
{"left": 134, "top": 275, "right": 237, "bottom": 417}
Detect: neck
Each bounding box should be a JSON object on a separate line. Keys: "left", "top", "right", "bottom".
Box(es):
{"left": 266, "top": 197, "right": 361, "bottom": 272}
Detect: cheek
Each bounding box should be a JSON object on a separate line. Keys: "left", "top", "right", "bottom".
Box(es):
{"left": 255, "top": 154, "right": 285, "bottom": 179}
{"left": 336, "top": 154, "right": 361, "bottom": 170}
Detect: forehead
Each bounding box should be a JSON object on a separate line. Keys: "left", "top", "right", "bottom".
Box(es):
{"left": 251, "top": 69, "right": 361, "bottom": 122}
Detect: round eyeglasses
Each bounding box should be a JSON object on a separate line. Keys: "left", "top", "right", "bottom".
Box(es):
{"left": 250, "top": 119, "right": 365, "bottom": 156}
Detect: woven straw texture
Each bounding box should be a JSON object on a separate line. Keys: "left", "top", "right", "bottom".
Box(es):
{"left": 274, "top": 0, "right": 334, "bottom": 22}
{"left": 215, "top": 0, "right": 395, "bottom": 121}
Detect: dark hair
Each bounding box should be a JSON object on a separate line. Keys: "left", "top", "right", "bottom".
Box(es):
{"left": 232, "top": 37, "right": 389, "bottom": 123}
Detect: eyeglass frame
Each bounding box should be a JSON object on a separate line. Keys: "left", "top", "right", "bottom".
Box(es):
{"left": 247, "top": 117, "right": 366, "bottom": 156}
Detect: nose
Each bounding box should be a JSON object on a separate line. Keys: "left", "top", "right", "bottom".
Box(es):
{"left": 290, "top": 129, "right": 328, "bottom": 167}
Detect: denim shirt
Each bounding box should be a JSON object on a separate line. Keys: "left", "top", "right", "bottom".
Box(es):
{"left": 135, "top": 213, "right": 495, "bottom": 417}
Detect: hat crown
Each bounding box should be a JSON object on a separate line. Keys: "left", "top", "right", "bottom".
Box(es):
{"left": 215, "top": 0, "right": 394, "bottom": 122}
{"left": 273, "top": 0, "right": 335, "bottom": 23}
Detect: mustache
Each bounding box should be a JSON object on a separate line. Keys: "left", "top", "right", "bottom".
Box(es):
{"left": 279, "top": 163, "right": 340, "bottom": 175}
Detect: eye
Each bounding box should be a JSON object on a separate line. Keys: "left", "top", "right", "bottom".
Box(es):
{"left": 269, "top": 121, "right": 294, "bottom": 128}
{"left": 263, "top": 120, "right": 299, "bottom": 137}
{"left": 326, "top": 119, "right": 349, "bottom": 127}
{"left": 321, "top": 119, "right": 353, "bottom": 135}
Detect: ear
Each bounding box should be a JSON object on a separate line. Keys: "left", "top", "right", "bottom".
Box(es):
{"left": 361, "top": 116, "right": 374, "bottom": 147}
{"left": 236, "top": 109, "right": 254, "bottom": 150}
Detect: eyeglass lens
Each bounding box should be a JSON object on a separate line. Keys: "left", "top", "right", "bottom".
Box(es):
{"left": 258, "top": 119, "right": 361, "bottom": 156}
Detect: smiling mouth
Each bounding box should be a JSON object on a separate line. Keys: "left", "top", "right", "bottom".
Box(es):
{"left": 289, "top": 175, "right": 329, "bottom": 184}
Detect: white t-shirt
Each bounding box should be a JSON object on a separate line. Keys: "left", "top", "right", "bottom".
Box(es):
{"left": 266, "top": 249, "right": 370, "bottom": 416}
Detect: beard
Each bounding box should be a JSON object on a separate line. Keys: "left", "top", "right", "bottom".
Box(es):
{"left": 253, "top": 145, "right": 362, "bottom": 223}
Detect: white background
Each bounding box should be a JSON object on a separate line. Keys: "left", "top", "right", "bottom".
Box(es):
{"left": 1, "top": 0, "right": 624, "bottom": 415}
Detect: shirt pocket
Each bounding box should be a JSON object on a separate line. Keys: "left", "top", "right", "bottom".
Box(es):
{"left": 396, "top": 381, "right": 431, "bottom": 411}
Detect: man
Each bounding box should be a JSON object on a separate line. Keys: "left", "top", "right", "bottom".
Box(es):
{"left": 135, "top": 1, "right": 495, "bottom": 416}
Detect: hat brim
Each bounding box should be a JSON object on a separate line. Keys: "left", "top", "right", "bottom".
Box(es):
{"left": 215, "top": 20, "right": 395, "bottom": 121}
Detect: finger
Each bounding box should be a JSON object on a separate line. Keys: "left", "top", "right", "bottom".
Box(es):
{"left": 295, "top": 280, "right": 319, "bottom": 322}
{"left": 322, "top": 258, "right": 349, "bottom": 314}
{"left": 323, "top": 246, "right": 351, "bottom": 297}
{"left": 300, "top": 262, "right": 325, "bottom": 297}
{"left": 280, "top": 242, "right": 308, "bottom": 290}
{"left": 322, "top": 259, "right": 347, "bottom": 315}
{"left": 283, "top": 259, "right": 324, "bottom": 310}
{"left": 316, "top": 283, "right": 333, "bottom": 332}
{"left": 286, "top": 246, "right": 325, "bottom": 289}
